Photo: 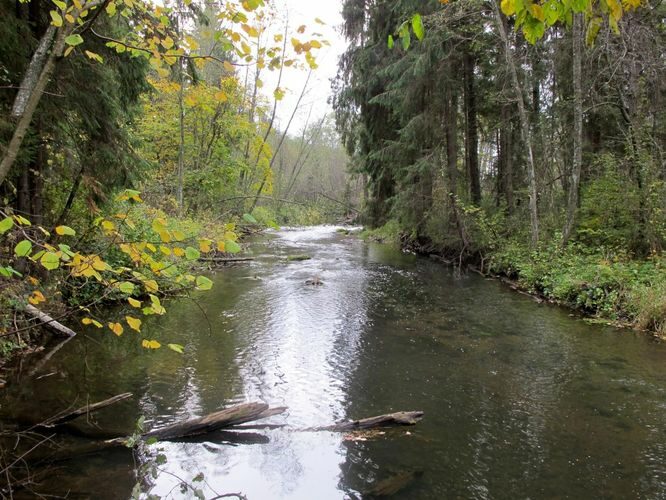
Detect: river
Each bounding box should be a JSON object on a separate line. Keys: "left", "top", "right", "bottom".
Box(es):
{"left": 2, "top": 226, "right": 665, "bottom": 499}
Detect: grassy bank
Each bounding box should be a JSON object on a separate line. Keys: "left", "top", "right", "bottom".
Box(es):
{"left": 362, "top": 222, "right": 666, "bottom": 338}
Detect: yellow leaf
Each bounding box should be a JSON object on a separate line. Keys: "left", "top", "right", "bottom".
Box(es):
{"left": 158, "top": 229, "right": 171, "bottom": 243}
{"left": 161, "top": 36, "right": 174, "bottom": 49}
{"left": 142, "top": 339, "right": 161, "bottom": 349}
{"left": 159, "top": 245, "right": 171, "bottom": 256}
{"left": 215, "top": 91, "right": 228, "bottom": 102}
{"left": 216, "top": 241, "right": 226, "bottom": 252}
{"left": 199, "top": 239, "right": 212, "bottom": 253}
{"left": 173, "top": 247, "right": 185, "bottom": 257}
{"left": 126, "top": 316, "right": 142, "bottom": 332}
{"left": 128, "top": 297, "right": 142, "bottom": 308}
{"left": 530, "top": 3, "right": 545, "bottom": 21}
{"left": 28, "top": 290, "right": 46, "bottom": 305}
{"left": 101, "top": 220, "right": 115, "bottom": 232}
{"left": 144, "top": 279, "right": 159, "bottom": 293}
{"left": 108, "top": 322, "right": 124, "bottom": 336}
{"left": 172, "top": 230, "right": 186, "bottom": 241}
{"left": 241, "top": 23, "right": 259, "bottom": 37}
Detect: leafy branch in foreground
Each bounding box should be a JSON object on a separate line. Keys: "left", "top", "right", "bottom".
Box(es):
{"left": 0, "top": 189, "right": 246, "bottom": 351}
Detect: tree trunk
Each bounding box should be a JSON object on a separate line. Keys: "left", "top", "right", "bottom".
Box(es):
{"left": 563, "top": 13, "right": 583, "bottom": 245}
{"left": 493, "top": 1, "right": 539, "bottom": 245}
{"left": 499, "top": 103, "right": 514, "bottom": 212}
{"left": 463, "top": 51, "right": 481, "bottom": 205}
{"left": 176, "top": 2, "right": 185, "bottom": 216}
{"left": 55, "top": 164, "right": 85, "bottom": 227}
{"left": 0, "top": 26, "right": 64, "bottom": 186}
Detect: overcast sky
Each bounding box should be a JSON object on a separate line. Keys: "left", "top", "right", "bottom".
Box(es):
{"left": 259, "top": 1, "right": 346, "bottom": 134}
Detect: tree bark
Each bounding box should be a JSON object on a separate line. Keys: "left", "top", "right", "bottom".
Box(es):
{"left": 463, "top": 50, "right": 481, "bottom": 205}
{"left": 563, "top": 14, "right": 583, "bottom": 245}
{"left": 493, "top": 2, "right": 539, "bottom": 245}
{"left": 0, "top": 26, "right": 65, "bottom": 186}
{"left": 176, "top": 0, "right": 185, "bottom": 216}
{"left": 498, "top": 103, "right": 514, "bottom": 212}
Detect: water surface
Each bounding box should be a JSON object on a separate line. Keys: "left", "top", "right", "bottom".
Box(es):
{"left": 2, "top": 226, "right": 665, "bottom": 499}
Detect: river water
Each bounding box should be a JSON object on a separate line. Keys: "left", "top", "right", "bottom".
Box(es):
{"left": 2, "top": 226, "right": 666, "bottom": 499}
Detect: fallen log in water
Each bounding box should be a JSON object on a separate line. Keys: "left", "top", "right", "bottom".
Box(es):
{"left": 23, "top": 304, "right": 77, "bottom": 337}
{"left": 318, "top": 411, "right": 424, "bottom": 432}
{"left": 143, "top": 403, "right": 287, "bottom": 441}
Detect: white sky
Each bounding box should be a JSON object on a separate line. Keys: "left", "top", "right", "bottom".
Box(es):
{"left": 260, "top": 0, "right": 346, "bottom": 134}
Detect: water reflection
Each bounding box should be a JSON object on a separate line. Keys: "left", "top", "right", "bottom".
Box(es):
{"left": 150, "top": 226, "right": 371, "bottom": 498}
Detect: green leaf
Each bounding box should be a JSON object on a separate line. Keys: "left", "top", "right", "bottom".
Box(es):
{"left": 168, "top": 343, "right": 184, "bottom": 354}
{"left": 50, "top": 10, "right": 63, "bottom": 26}
{"left": 225, "top": 240, "right": 241, "bottom": 254}
{"left": 0, "top": 217, "right": 14, "bottom": 234}
{"left": 196, "top": 275, "right": 213, "bottom": 290}
{"left": 522, "top": 17, "right": 545, "bottom": 43}
{"left": 242, "top": 213, "right": 258, "bottom": 224}
{"left": 400, "top": 24, "right": 410, "bottom": 50}
{"left": 14, "top": 240, "right": 32, "bottom": 257}
{"left": 65, "top": 34, "right": 84, "bottom": 47}
{"left": 185, "top": 246, "right": 200, "bottom": 260}
{"left": 388, "top": 34, "right": 394, "bottom": 49}
{"left": 40, "top": 252, "right": 60, "bottom": 270}
{"left": 411, "top": 13, "right": 424, "bottom": 41}
{"left": 52, "top": 0, "right": 66, "bottom": 10}
{"left": 117, "top": 281, "right": 135, "bottom": 294}
{"left": 55, "top": 225, "right": 76, "bottom": 236}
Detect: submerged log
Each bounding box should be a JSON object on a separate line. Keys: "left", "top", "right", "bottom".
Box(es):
{"left": 41, "top": 393, "right": 133, "bottom": 428}
{"left": 23, "top": 304, "right": 77, "bottom": 337}
{"left": 319, "top": 411, "right": 424, "bottom": 432}
{"left": 362, "top": 469, "right": 424, "bottom": 497}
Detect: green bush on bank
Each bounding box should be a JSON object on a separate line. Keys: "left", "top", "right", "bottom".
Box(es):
{"left": 488, "top": 241, "right": 666, "bottom": 335}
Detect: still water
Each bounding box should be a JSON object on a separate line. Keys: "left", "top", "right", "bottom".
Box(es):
{"left": 3, "top": 226, "right": 666, "bottom": 498}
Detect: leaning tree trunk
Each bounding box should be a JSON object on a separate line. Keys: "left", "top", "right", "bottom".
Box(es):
{"left": 0, "top": 0, "right": 106, "bottom": 186}
{"left": 0, "top": 26, "right": 62, "bottom": 186}
{"left": 563, "top": 13, "right": 583, "bottom": 245}
{"left": 493, "top": 1, "right": 540, "bottom": 245}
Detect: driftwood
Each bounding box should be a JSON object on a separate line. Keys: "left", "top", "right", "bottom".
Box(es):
{"left": 41, "top": 393, "right": 133, "bottom": 428}
{"left": 23, "top": 304, "right": 77, "bottom": 337}
{"left": 143, "top": 403, "right": 286, "bottom": 441}
{"left": 319, "top": 411, "right": 424, "bottom": 432}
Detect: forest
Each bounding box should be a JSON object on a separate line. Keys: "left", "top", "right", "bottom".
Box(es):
{"left": 334, "top": 0, "right": 665, "bottom": 335}
{"left": 0, "top": 0, "right": 359, "bottom": 359}
{"left": 0, "top": 0, "right": 665, "bottom": 496}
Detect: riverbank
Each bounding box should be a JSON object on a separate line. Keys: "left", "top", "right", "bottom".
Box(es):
{"left": 0, "top": 198, "right": 255, "bottom": 363}
{"left": 362, "top": 222, "right": 666, "bottom": 339}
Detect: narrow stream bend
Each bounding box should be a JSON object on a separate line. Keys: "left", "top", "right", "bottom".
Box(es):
{"left": 3, "top": 226, "right": 666, "bottom": 499}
